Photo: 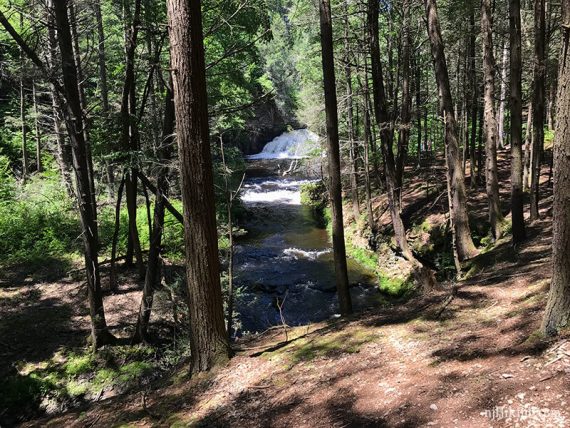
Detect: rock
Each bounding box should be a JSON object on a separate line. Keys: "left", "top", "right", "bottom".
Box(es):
{"left": 430, "top": 404, "right": 438, "bottom": 411}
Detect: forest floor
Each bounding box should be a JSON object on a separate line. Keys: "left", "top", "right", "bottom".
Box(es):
{"left": 2, "top": 150, "right": 569, "bottom": 427}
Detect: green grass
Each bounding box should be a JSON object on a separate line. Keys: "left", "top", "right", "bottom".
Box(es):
{"left": 265, "top": 328, "right": 380, "bottom": 367}
{"left": 0, "top": 345, "right": 159, "bottom": 419}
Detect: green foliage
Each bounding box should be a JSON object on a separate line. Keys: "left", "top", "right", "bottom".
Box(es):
{"left": 0, "top": 174, "right": 80, "bottom": 267}
{"left": 0, "top": 344, "right": 161, "bottom": 419}
{"left": 300, "top": 180, "right": 327, "bottom": 209}
{"left": 379, "top": 276, "right": 413, "bottom": 298}
{"left": 544, "top": 127, "right": 555, "bottom": 150}
{"left": 0, "top": 155, "right": 15, "bottom": 200}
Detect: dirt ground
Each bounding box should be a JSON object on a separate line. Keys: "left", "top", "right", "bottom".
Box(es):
{"left": 2, "top": 151, "right": 568, "bottom": 427}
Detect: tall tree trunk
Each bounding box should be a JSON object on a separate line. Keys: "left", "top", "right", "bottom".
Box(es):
{"left": 94, "top": 0, "right": 109, "bottom": 112}
{"left": 481, "top": 0, "right": 504, "bottom": 240}
{"left": 469, "top": 6, "right": 478, "bottom": 190}
{"left": 523, "top": 102, "right": 533, "bottom": 190}
{"left": 319, "top": 0, "right": 353, "bottom": 315}
{"left": 121, "top": 0, "right": 144, "bottom": 276}
{"left": 94, "top": 0, "right": 114, "bottom": 199}
{"left": 356, "top": 52, "right": 376, "bottom": 234}
{"left": 396, "top": 0, "right": 412, "bottom": 196}
{"left": 530, "top": 0, "right": 546, "bottom": 221}
{"left": 510, "top": 0, "right": 526, "bottom": 244}
{"left": 47, "top": 4, "right": 74, "bottom": 196}
{"left": 370, "top": 0, "right": 435, "bottom": 287}
{"left": 424, "top": 0, "right": 478, "bottom": 261}
{"left": 133, "top": 88, "right": 175, "bottom": 343}
{"left": 497, "top": 42, "right": 508, "bottom": 149}
{"left": 19, "top": 11, "right": 28, "bottom": 181}
{"left": 166, "top": 0, "right": 230, "bottom": 372}
{"left": 414, "top": 57, "right": 422, "bottom": 167}
{"left": 541, "top": 0, "right": 570, "bottom": 335}
{"left": 53, "top": 0, "right": 114, "bottom": 349}
{"left": 343, "top": 0, "right": 360, "bottom": 220}
{"left": 32, "top": 81, "right": 42, "bottom": 173}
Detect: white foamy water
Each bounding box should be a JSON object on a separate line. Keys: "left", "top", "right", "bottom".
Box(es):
{"left": 247, "top": 129, "right": 320, "bottom": 160}
{"left": 240, "top": 178, "right": 317, "bottom": 206}
{"left": 241, "top": 189, "right": 301, "bottom": 205}
{"left": 283, "top": 248, "right": 332, "bottom": 260}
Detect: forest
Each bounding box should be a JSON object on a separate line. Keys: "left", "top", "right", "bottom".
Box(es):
{"left": 0, "top": 0, "right": 569, "bottom": 426}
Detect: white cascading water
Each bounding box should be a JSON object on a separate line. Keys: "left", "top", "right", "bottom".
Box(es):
{"left": 240, "top": 179, "right": 310, "bottom": 205}
{"left": 233, "top": 129, "right": 378, "bottom": 335}
{"left": 247, "top": 129, "right": 320, "bottom": 160}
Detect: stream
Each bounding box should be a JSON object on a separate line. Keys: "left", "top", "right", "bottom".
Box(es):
{"left": 233, "top": 130, "right": 381, "bottom": 335}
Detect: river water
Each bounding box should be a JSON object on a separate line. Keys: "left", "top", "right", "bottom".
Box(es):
{"left": 232, "top": 130, "right": 381, "bottom": 335}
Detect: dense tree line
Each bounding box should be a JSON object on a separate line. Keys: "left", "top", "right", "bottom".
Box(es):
{"left": 0, "top": 0, "right": 568, "bottom": 375}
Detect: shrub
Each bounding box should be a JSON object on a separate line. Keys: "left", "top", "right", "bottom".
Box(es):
{"left": 0, "top": 175, "right": 80, "bottom": 267}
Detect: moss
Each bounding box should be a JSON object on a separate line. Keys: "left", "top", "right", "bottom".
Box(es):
{"left": 66, "top": 380, "right": 88, "bottom": 397}
{"left": 524, "top": 330, "right": 547, "bottom": 346}
{"left": 379, "top": 276, "right": 413, "bottom": 297}
{"left": 64, "top": 353, "right": 95, "bottom": 376}
{"left": 346, "top": 242, "right": 378, "bottom": 272}
{"left": 300, "top": 180, "right": 327, "bottom": 209}
{"left": 266, "top": 328, "right": 380, "bottom": 366}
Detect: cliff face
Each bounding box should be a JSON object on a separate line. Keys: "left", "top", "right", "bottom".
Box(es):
{"left": 229, "top": 98, "right": 296, "bottom": 155}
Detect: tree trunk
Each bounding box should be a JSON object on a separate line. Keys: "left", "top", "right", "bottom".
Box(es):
{"left": 343, "top": 0, "right": 360, "bottom": 220}
{"left": 370, "top": 0, "right": 435, "bottom": 287}
{"left": 32, "top": 81, "right": 42, "bottom": 173}
{"left": 69, "top": 1, "right": 96, "bottom": 214}
{"left": 523, "top": 102, "right": 533, "bottom": 190}
{"left": 396, "top": 0, "right": 411, "bottom": 197}
{"left": 94, "top": 0, "right": 109, "bottom": 112}
{"left": 46, "top": 6, "right": 74, "bottom": 196}
{"left": 530, "top": 0, "right": 546, "bottom": 221}
{"left": 319, "top": 0, "right": 353, "bottom": 315}
{"left": 509, "top": 0, "right": 526, "bottom": 244}
{"left": 424, "top": 0, "right": 478, "bottom": 261}
{"left": 541, "top": 0, "right": 570, "bottom": 335}
{"left": 19, "top": 11, "right": 28, "bottom": 181}
{"left": 94, "top": 0, "right": 114, "bottom": 199}
{"left": 469, "top": 7, "right": 478, "bottom": 189}
{"left": 356, "top": 53, "right": 376, "bottom": 234}
{"left": 166, "top": 0, "right": 230, "bottom": 372}
{"left": 481, "top": 0, "right": 504, "bottom": 240}
{"left": 414, "top": 57, "right": 422, "bottom": 167}
{"left": 121, "top": 0, "right": 144, "bottom": 276}
{"left": 53, "top": 0, "right": 114, "bottom": 349}
{"left": 497, "top": 42, "right": 508, "bottom": 149}
{"left": 133, "top": 88, "right": 175, "bottom": 343}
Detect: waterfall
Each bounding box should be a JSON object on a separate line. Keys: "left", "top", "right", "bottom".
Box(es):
{"left": 247, "top": 129, "right": 319, "bottom": 160}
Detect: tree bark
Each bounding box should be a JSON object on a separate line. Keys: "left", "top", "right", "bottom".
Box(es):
{"left": 481, "top": 0, "right": 504, "bottom": 240}
{"left": 530, "top": 0, "right": 546, "bottom": 221}
{"left": 121, "top": 0, "right": 145, "bottom": 277}
{"left": 370, "top": 0, "right": 435, "bottom": 287}
{"left": 497, "top": 42, "right": 508, "bottom": 149}
{"left": 319, "top": 0, "right": 353, "bottom": 315}
{"left": 53, "top": 0, "right": 114, "bottom": 349}
{"left": 167, "top": 0, "right": 230, "bottom": 372}
{"left": 133, "top": 88, "right": 175, "bottom": 343}
{"left": 46, "top": 3, "right": 74, "bottom": 196}
{"left": 94, "top": 0, "right": 109, "bottom": 112}
{"left": 509, "top": 0, "right": 526, "bottom": 244}
{"left": 19, "top": 11, "right": 28, "bottom": 181}
{"left": 396, "top": 0, "right": 412, "bottom": 197}
{"left": 469, "top": 6, "right": 478, "bottom": 190}
{"left": 32, "top": 81, "right": 42, "bottom": 173}
{"left": 523, "top": 102, "right": 533, "bottom": 191}
{"left": 343, "top": 0, "right": 360, "bottom": 220}
{"left": 424, "top": 0, "right": 478, "bottom": 261}
{"left": 541, "top": 0, "right": 570, "bottom": 335}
